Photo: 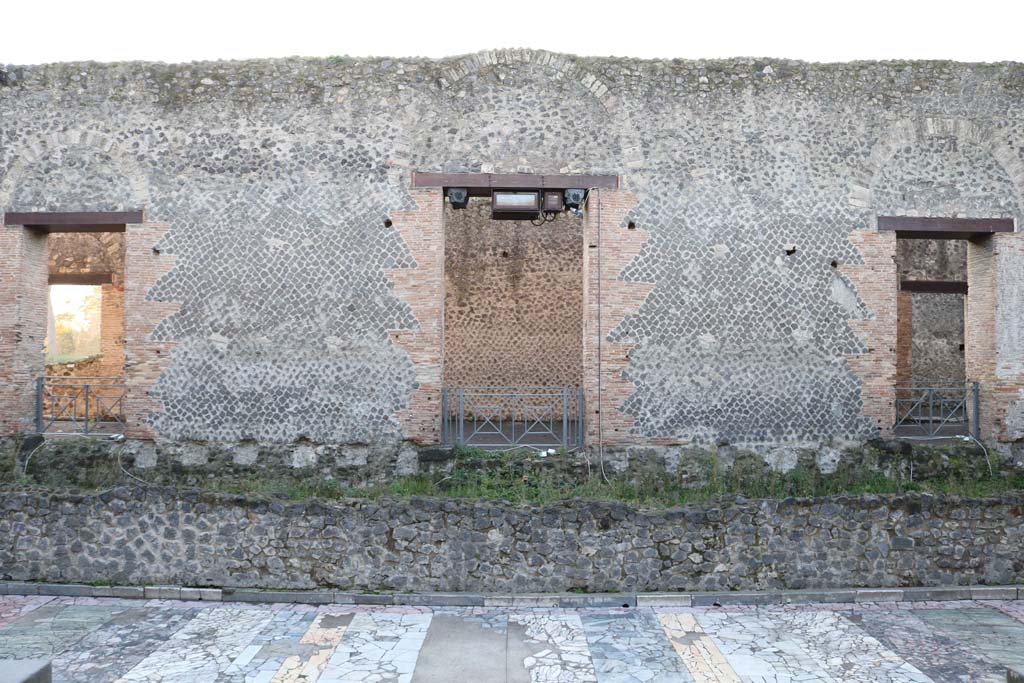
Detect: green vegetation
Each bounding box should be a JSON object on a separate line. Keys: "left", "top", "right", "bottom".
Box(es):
{"left": 4, "top": 442, "right": 1021, "bottom": 508}
{"left": 210, "top": 462, "right": 1023, "bottom": 508}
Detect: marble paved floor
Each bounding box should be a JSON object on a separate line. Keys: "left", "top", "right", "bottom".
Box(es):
{"left": 0, "top": 596, "right": 1022, "bottom": 682}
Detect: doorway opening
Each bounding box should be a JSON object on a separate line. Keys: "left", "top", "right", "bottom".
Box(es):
{"left": 441, "top": 191, "right": 585, "bottom": 450}
{"left": 42, "top": 231, "right": 127, "bottom": 434}
{"left": 883, "top": 216, "right": 1013, "bottom": 439}
{"left": 894, "top": 237, "right": 973, "bottom": 437}
{"left": 3, "top": 211, "right": 136, "bottom": 435}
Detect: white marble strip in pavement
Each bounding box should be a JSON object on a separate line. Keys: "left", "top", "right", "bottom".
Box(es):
{"left": 658, "top": 612, "right": 741, "bottom": 683}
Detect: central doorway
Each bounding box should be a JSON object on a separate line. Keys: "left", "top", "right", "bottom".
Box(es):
{"left": 439, "top": 185, "right": 587, "bottom": 450}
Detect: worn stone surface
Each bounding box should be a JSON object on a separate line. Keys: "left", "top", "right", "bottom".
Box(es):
{"left": 2, "top": 486, "right": 1023, "bottom": 592}
{"left": 2, "top": 597, "right": 1024, "bottom": 682}
{"left": 3, "top": 52, "right": 1024, "bottom": 450}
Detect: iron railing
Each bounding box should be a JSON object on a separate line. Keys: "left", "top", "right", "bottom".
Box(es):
{"left": 894, "top": 381, "right": 979, "bottom": 439}
{"left": 36, "top": 376, "right": 126, "bottom": 435}
{"left": 442, "top": 386, "right": 585, "bottom": 451}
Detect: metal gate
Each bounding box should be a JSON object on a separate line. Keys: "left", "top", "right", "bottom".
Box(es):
{"left": 894, "top": 381, "right": 979, "bottom": 438}
{"left": 36, "top": 376, "right": 126, "bottom": 435}
{"left": 442, "top": 386, "right": 584, "bottom": 450}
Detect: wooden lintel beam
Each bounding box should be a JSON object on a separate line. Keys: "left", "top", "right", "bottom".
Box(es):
{"left": 878, "top": 215, "right": 1014, "bottom": 235}
{"left": 48, "top": 272, "right": 114, "bottom": 286}
{"left": 900, "top": 280, "right": 968, "bottom": 294}
{"left": 412, "top": 172, "right": 619, "bottom": 190}
{"left": 4, "top": 211, "right": 143, "bottom": 228}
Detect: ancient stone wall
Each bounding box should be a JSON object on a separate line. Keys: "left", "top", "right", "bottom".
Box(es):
{"left": 443, "top": 199, "right": 583, "bottom": 389}
{"left": 1, "top": 487, "right": 1021, "bottom": 592}
{"left": 1, "top": 53, "right": 1023, "bottom": 449}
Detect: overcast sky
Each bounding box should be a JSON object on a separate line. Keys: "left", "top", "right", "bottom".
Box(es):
{"left": 5, "top": 0, "right": 1024, "bottom": 65}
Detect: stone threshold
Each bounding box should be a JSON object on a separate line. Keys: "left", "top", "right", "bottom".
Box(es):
{"left": 1, "top": 581, "right": 1021, "bottom": 607}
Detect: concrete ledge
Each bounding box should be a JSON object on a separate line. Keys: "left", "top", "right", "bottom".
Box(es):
{"left": 901, "top": 587, "right": 973, "bottom": 602}
{"left": 394, "top": 593, "right": 485, "bottom": 607}
{"left": 1, "top": 581, "right": 1020, "bottom": 608}
{"left": 222, "top": 589, "right": 336, "bottom": 605}
{"left": 36, "top": 583, "right": 92, "bottom": 597}
{"left": 971, "top": 586, "right": 1018, "bottom": 601}
{"left": 3, "top": 659, "right": 51, "bottom": 683}
{"left": 481, "top": 593, "right": 636, "bottom": 608}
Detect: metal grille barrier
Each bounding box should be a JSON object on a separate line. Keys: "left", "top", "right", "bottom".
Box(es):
{"left": 36, "top": 376, "right": 126, "bottom": 435}
{"left": 442, "top": 386, "right": 584, "bottom": 451}
{"left": 894, "top": 381, "right": 979, "bottom": 439}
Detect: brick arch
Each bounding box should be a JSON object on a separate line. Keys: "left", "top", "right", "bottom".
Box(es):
{"left": 0, "top": 130, "right": 150, "bottom": 211}
{"left": 848, "top": 117, "right": 1024, "bottom": 214}
{"left": 437, "top": 49, "right": 617, "bottom": 111}
{"left": 431, "top": 49, "right": 646, "bottom": 176}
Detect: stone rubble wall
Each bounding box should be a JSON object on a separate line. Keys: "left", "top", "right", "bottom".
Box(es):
{"left": 443, "top": 199, "right": 584, "bottom": 391}
{"left": 0, "top": 486, "right": 1021, "bottom": 592}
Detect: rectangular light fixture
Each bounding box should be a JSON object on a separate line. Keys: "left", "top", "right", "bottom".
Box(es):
{"left": 491, "top": 191, "right": 540, "bottom": 213}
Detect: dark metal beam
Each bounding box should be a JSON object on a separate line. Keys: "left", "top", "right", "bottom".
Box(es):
{"left": 4, "top": 211, "right": 143, "bottom": 229}
{"left": 412, "top": 172, "right": 619, "bottom": 190}
{"left": 878, "top": 215, "right": 1014, "bottom": 235}
{"left": 900, "top": 279, "right": 968, "bottom": 294}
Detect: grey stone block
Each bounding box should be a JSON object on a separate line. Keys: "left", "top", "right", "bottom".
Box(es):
{"left": 144, "top": 586, "right": 181, "bottom": 600}
{"left": 198, "top": 588, "right": 222, "bottom": 601}
{"left": 179, "top": 588, "right": 202, "bottom": 601}
{"left": 353, "top": 594, "right": 394, "bottom": 605}
{"left": 91, "top": 586, "right": 114, "bottom": 597}
{"left": 332, "top": 592, "right": 357, "bottom": 604}
{"left": 776, "top": 589, "right": 857, "bottom": 604}
{"left": 970, "top": 586, "right": 1017, "bottom": 601}
{"left": 692, "top": 592, "right": 778, "bottom": 607}
{"left": 393, "top": 593, "right": 485, "bottom": 606}
{"left": 484, "top": 594, "right": 560, "bottom": 608}
{"left": 902, "top": 587, "right": 972, "bottom": 602}
{"left": 233, "top": 590, "right": 335, "bottom": 605}
{"left": 636, "top": 593, "right": 693, "bottom": 607}
{"left": 292, "top": 591, "right": 336, "bottom": 605}
{"left": 111, "top": 586, "right": 145, "bottom": 599}
{"left": 855, "top": 589, "right": 904, "bottom": 603}
{"left": 0, "top": 582, "right": 39, "bottom": 596}
{"left": 557, "top": 593, "right": 636, "bottom": 608}
{"left": 3, "top": 659, "right": 51, "bottom": 683}
{"left": 37, "top": 584, "right": 93, "bottom": 597}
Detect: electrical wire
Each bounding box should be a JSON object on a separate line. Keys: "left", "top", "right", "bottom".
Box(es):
{"left": 897, "top": 433, "right": 993, "bottom": 477}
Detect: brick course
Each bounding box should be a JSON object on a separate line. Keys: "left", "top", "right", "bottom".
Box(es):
{"left": 386, "top": 189, "right": 445, "bottom": 445}
{"left": 123, "top": 223, "right": 178, "bottom": 440}
{"left": 843, "top": 229, "right": 898, "bottom": 438}
{"left": 0, "top": 227, "right": 48, "bottom": 433}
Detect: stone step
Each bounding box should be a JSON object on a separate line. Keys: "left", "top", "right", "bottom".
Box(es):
{"left": 3, "top": 660, "right": 51, "bottom": 683}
